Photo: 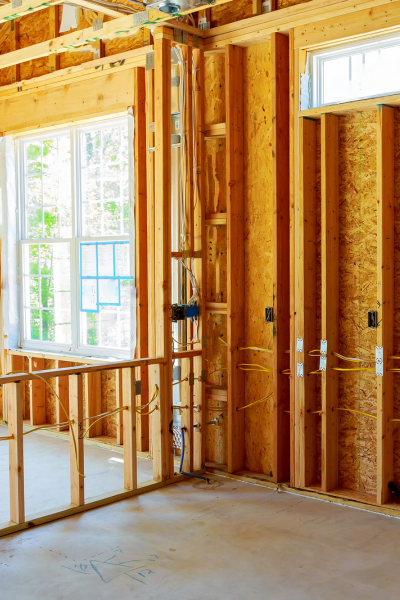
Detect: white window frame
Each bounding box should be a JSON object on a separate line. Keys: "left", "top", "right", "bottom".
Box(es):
{"left": 17, "top": 116, "right": 134, "bottom": 360}
{"left": 310, "top": 32, "right": 400, "bottom": 108}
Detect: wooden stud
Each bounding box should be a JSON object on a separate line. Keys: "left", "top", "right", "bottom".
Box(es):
{"left": 181, "top": 358, "right": 194, "bottom": 472}
{"left": 122, "top": 367, "right": 137, "bottom": 490}
{"left": 133, "top": 67, "right": 149, "bottom": 453}
{"left": 321, "top": 113, "right": 339, "bottom": 492}
{"left": 289, "top": 29, "right": 296, "bottom": 488}
{"left": 150, "top": 362, "right": 166, "bottom": 480}
{"left": 69, "top": 374, "right": 84, "bottom": 506}
{"left": 193, "top": 45, "right": 206, "bottom": 471}
{"left": 8, "top": 382, "right": 24, "bottom": 524}
{"left": 48, "top": 6, "right": 60, "bottom": 74}
{"left": 377, "top": 104, "right": 395, "bottom": 505}
{"left": 9, "top": 354, "right": 25, "bottom": 421}
{"left": 28, "top": 357, "right": 46, "bottom": 425}
{"left": 116, "top": 369, "right": 123, "bottom": 445}
{"left": 298, "top": 117, "right": 318, "bottom": 488}
{"left": 225, "top": 44, "right": 245, "bottom": 473}
{"left": 271, "top": 32, "right": 290, "bottom": 483}
{"left": 152, "top": 27, "right": 174, "bottom": 481}
{"left": 55, "top": 360, "right": 69, "bottom": 431}
{"left": 84, "top": 372, "right": 102, "bottom": 438}
{"left": 10, "top": 19, "right": 20, "bottom": 84}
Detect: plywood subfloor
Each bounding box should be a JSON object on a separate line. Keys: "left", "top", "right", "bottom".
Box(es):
{"left": 1, "top": 474, "right": 400, "bottom": 599}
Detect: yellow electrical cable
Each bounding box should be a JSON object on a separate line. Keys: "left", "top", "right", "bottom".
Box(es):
{"left": 281, "top": 369, "right": 291, "bottom": 375}
{"left": 308, "top": 349, "right": 321, "bottom": 356}
{"left": 207, "top": 367, "right": 228, "bottom": 375}
{"left": 172, "top": 405, "right": 189, "bottom": 410}
{"left": 388, "top": 356, "right": 400, "bottom": 360}
{"left": 219, "top": 336, "right": 227, "bottom": 346}
{"left": 308, "top": 369, "right": 322, "bottom": 375}
{"left": 23, "top": 422, "right": 69, "bottom": 435}
{"left": 7, "top": 370, "right": 84, "bottom": 478}
{"left": 336, "top": 407, "right": 377, "bottom": 419}
{"left": 81, "top": 406, "right": 128, "bottom": 439}
{"left": 136, "top": 385, "right": 159, "bottom": 411}
{"left": 332, "top": 352, "right": 375, "bottom": 363}
{"left": 386, "top": 369, "right": 400, "bottom": 372}
{"left": 237, "top": 363, "right": 273, "bottom": 373}
{"left": 138, "top": 405, "right": 158, "bottom": 416}
{"left": 310, "top": 410, "right": 323, "bottom": 414}
{"left": 332, "top": 367, "right": 375, "bottom": 372}
{"left": 0, "top": 435, "right": 13, "bottom": 441}
{"left": 172, "top": 377, "right": 188, "bottom": 386}
{"left": 237, "top": 346, "right": 273, "bottom": 353}
{"left": 236, "top": 392, "right": 273, "bottom": 411}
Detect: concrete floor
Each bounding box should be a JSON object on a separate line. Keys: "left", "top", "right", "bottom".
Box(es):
{"left": 0, "top": 424, "right": 154, "bottom": 523}
{"left": 1, "top": 475, "right": 400, "bottom": 599}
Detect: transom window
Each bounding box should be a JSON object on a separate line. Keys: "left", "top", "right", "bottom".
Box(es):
{"left": 19, "top": 117, "right": 134, "bottom": 358}
{"left": 310, "top": 33, "right": 400, "bottom": 108}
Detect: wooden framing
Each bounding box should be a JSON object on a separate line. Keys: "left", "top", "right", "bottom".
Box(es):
{"left": 297, "top": 117, "right": 318, "bottom": 488}
{"left": 69, "top": 374, "right": 84, "bottom": 506}
{"left": 122, "top": 367, "right": 137, "bottom": 490}
{"left": 152, "top": 27, "right": 173, "bottom": 482}
{"left": 376, "top": 104, "right": 394, "bottom": 505}
{"left": 271, "top": 32, "right": 290, "bottom": 484}
{"left": 8, "top": 382, "right": 24, "bottom": 524}
{"left": 133, "top": 66, "right": 150, "bottom": 453}
{"left": 321, "top": 114, "right": 339, "bottom": 493}
{"left": 55, "top": 360, "right": 70, "bottom": 432}
{"left": 28, "top": 357, "right": 45, "bottom": 426}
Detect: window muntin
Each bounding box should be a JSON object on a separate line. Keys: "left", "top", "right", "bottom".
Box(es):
{"left": 311, "top": 34, "right": 400, "bottom": 108}
{"left": 19, "top": 117, "right": 132, "bottom": 357}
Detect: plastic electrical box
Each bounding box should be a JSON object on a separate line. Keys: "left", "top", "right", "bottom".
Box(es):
{"left": 170, "top": 304, "right": 199, "bottom": 322}
{"left": 368, "top": 310, "right": 378, "bottom": 329}
{"left": 265, "top": 307, "right": 273, "bottom": 323}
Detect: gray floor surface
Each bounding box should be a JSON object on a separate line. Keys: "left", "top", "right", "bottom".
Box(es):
{"left": 1, "top": 471, "right": 400, "bottom": 599}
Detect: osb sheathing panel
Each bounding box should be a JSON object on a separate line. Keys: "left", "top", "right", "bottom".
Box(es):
{"left": 101, "top": 370, "right": 117, "bottom": 438}
{"left": 205, "top": 313, "right": 228, "bottom": 464}
{"left": 206, "top": 224, "right": 227, "bottom": 303}
{"left": 243, "top": 43, "right": 273, "bottom": 475}
{"left": 338, "top": 111, "right": 377, "bottom": 496}
{"left": 204, "top": 54, "right": 225, "bottom": 126}
{"left": 206, "top": 139, "right": 226, "bottom": 214}
{"left": 0, "top": 23, "right": 12, "bottom": 87}
{"left": 391, "top": 108, "right": 400, "bottom": 483}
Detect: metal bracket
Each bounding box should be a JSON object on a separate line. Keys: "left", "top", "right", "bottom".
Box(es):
{"left": 93, "top": 17, "right": 103, "bottom": 32}
{"left": 12, "top": 0, "right": 22, "bottom": 8}
{"left": 189, "top": 373, "right": 195, "bottom": 386}
{"left": 173, "top": 28, "right": 183, "bottom": 44}
{"left": 297, "top": 363, "right": 304, "bottom": 378}
{"left": 319, "top": 356, "right": 327, "bottom": 372}
{"left": 296, "top": 338, "right": 304, "bottom": 353}
{"left": 198, "top": 19, "right": 210, "bottom": 30}
{"left": 146, "top": 51, "right": 155, "bottom": 71}
{"left": 133, "top": 10, "right": 150, "bottom": 26}
{"left": 182, "top": 31, "right": 188, "bottom": 45}
{"left": 135, "top": 380, "right": 142, "bottom": 395}
{"left": 320, "top": 339, "right": 327, "bottom": 355}
{"left": 376, "top": 346, "right": 383, "bottom": 377}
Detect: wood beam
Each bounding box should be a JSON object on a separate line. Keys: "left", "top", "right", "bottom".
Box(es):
{"left": 48, "top": 5, "right": 60, "bottom": 74}
{"left": 69, "top": 374, "right": 84, "bottom": 506}
{"left": 8, "top": 382, "right": 24, "bottom": 524}
{"left": 377, "top": 104, "right": 395, "bottom": 505}
{"left": 289, "top": 28, "right": 296, "bottom": 487}
{"left": 10, "top": 19, "right": 20, "bottom": 84}
{"left": 28, "top": 357, "right": 46, "bottom": 425}
{"left": 133, "top": 66, "right": 149, "bottom": 453}
{"left": 193, "top": 45, "right": 206, "bottom": 471}
{"left": 297, "top": 117, "right": 318, "bottom": 488}
{"left": 116, "top": 369, "right": 123, "bottom": 445}
{"left": 122, "top": 367, "right": 137, "bottom": 490}
{"left": 225, "top": 44, "right": 245, "bottom": 473}
{"left": 152, "top": 27, "right": 173, "bottom": 481}
{"left": 271, "top": 32, "right": 290, "bottom": 484}
{"left": 55, "top": 360, "right": 69, "bottom": 431}
{"left": 321, "top": 113, "right": 339, "bottom": 492}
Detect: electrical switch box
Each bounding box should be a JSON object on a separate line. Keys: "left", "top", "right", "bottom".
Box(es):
{"left": 368, "top": 310, "right": 378, "bottom": 329}
{"left": 265, "top": 307, "right": 273, "bottom": 323}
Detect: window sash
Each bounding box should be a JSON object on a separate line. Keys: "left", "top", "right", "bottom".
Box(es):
{"left": 18, "top": 117, "right": 132, "bottom": 359}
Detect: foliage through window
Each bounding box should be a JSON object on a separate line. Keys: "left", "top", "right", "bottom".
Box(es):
{"left": 19, "top": 118, "right": 133, "bottom": 357}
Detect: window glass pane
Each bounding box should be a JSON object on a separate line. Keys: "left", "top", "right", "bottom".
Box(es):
{"left": 23, "top": 243, "right": 71, "bottom": 344}
{"left": 23, "top": 134, "right": 71, "bottom": 238}
{"left": 80, "top": 123, "right": 128, "bottom": 237}
{"left": 79, "top": 240, "right": 132, "bottom": 351}
{"left": 314, "top": 35, "right": 400, "bottom": 107}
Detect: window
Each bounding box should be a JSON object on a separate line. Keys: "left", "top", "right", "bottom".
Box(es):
{"left": 19, "top": 117, "right": 134, "bottom": 358}
{"left": 310, "top": 33, "right": 400, "bottom": 108}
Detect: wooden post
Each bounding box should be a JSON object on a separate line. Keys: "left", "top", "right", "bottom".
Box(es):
{"left": 29, "top": 357, "right": 46, "bottom": 425}
{"left": 225, "top": 44, "right": 245, "bottom": 473}
{"left": 48, "top": 6, "right": 60, "bottom": 74}
{"left": 289, "top": 29, "right": 296, "bottom": 487}
{"left": 321, "top": 113, "right": 339, "bottom": 492}
{"left": 122, "top": 367, "right": 137, "bottom": 490}
{"left": 10, "top": 354, "right": 25, "bottom": 421}
{"left": 151, "top": 362, "right": 166, "bottom": 480}
{"left": 271, "top": 32, "right": 290, "bottom": 484}
{"left": 193, "top": 44, "right": 206, "bottom": 471}
{"left": 9, "top": 382, "right": 24, "bottom": 524}
{"left": 377, "top": 104, "right": 395, "bottom": 505}
{"left": 297, "top": 117, "right": 318, "bottom": 488}
{"left": 55, "top": 360, "right": 69, "bottom": 431}
{"left": 133, "top": 66, "right": 149, "bottom": 453}
{"left": 152, "top": 26, "right": 174, "bottom": 481}
{"left": 116, "top": 369, "right": 123, "bottom": 445}
{"left": 84, "top": 372, "right": 102, "bottom": 438}
{"left": 69, "top": 374, "right": 84, "bottom": 506}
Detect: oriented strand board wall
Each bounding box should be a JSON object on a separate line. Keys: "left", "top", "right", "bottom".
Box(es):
{"left": 337, "top": 112, "right": 377, "bottom": 496}
{"left": 242, "top": 43, "right": 274, "bottom": 475}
